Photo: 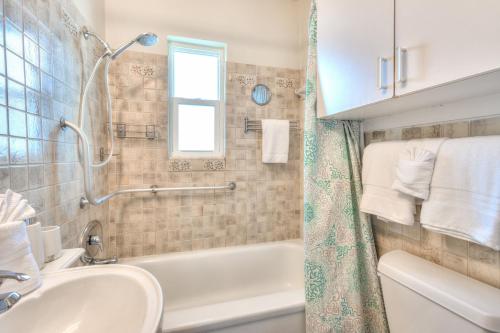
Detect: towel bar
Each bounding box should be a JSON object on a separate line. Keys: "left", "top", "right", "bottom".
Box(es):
{"left": 244, "top": 117, "right": 300, "bottom": 133}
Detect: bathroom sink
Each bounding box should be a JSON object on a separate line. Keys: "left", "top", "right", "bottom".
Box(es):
{"left": 0, "top": 265, "right": 163, "bottom": 333}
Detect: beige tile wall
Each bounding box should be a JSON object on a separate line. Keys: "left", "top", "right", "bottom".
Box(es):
{"left": 107, "top": 51, "right": 304, "bottom": 257}
{"left": 0, "top": 0, "right": 109, "bottom": 249}
{"left": 364, "top": 116, "right": 500, "bottom": 288}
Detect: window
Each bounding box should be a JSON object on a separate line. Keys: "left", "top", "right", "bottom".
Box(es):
{"left": 168, "top": 37, "right": 226, "bottom": 158}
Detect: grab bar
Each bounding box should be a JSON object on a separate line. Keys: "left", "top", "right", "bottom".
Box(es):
{"left": 60, "top": 118, "right": 236, "bottom": 208}
{"left": 79, "top": 183, "right": 236, "bottom": 207}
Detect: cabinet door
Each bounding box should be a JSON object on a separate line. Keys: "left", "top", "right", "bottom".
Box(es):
{"left": 317, "top": 0, "right": 394, "bottom": 117}
{"left": 395, "top": 0, "right": 500, "bottom": 96}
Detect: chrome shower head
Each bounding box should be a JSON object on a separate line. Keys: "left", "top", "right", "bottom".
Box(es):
{"left": 136, "top": 33, "right": 158, "bottom": 47}
{"left": 111, "top": 32, "right": 158, "bottom": 60}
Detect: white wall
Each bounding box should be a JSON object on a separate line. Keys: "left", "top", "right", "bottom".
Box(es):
{"left": 105, "top": 0, "right": 309, "bottom": 69}
{"left": 71, "top": 0, "right": 106, "bottom": 36}
{"left": 298, "top": 0, "right": 312, "bottom": 68}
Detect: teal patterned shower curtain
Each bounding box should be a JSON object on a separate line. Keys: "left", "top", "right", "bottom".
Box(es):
{"left": 303, "top": 1, "right": 389, "bottom": 332}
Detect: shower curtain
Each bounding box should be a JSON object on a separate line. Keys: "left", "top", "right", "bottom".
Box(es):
{"left": 303, "top": 1, "right": 389, "bottom": 332}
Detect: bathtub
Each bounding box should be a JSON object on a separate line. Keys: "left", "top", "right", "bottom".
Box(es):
{"left": 121, "top": 240, "right": 305, "bottom": 333}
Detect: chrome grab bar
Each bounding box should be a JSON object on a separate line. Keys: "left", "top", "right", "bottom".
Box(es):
{"left": 79, "top": 183, "right": 236, "bottom": 207}
{"left": 60, "top": 118, "right": 237, "bottom": 207}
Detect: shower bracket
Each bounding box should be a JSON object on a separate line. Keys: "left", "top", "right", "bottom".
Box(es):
{"left": 59, "top": 117, "right": 67, "bottom": 130}
{"left": 80, "top": 197, "right": 89, "bottom": 209}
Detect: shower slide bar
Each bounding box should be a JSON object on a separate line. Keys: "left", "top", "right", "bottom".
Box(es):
{"left": 60, "top": 118, "right": 236, "bottom": 208}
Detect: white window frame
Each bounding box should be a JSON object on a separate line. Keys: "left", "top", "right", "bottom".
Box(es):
{"left": 168, "top": 37, "right": 226, "bottom": 159}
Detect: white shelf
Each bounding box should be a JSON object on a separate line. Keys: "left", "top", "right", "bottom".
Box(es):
{"left": 41, "top": 248, "right": 84, "bottom": 274}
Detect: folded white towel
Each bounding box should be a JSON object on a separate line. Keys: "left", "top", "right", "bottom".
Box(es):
{"left": 420, "top": 136, "right": 500, "bottom": 250}
{"left": 262, "top": 119, "right": 289, "bottom": 163}
{"left": 0, "top": 190, "right": 36, "bottom": 224}
{"left": 5, "top": 199, "right": 36, "bottom": 223}
{"left": 0, "top": 221, "right": 42, "bottom": 295}
{"left": 392, "top": 138, "right": 447, "bottom": 200}
{"left": 0, "top": 190, "right": 23, "bottom": 223}
{"left": 360, "top": 141, "right": 416, "bottom": 225}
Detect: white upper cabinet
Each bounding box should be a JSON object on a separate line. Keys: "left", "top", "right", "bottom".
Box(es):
{"left": 317, "top": 0, "right": 500, "bottom": 119}
{"left": 317, "top": 0, "right": 394, "bottom": 116}
{"left": 395, "top": 0, "right": 500, "bottom": 96}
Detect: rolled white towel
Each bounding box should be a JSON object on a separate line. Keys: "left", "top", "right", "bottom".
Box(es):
{"left": 0, "top": 221, "right": 42, "bottom": 295}
{"left": 392, "top": 147, "right": 436, "bottom": 200}
{"left": 391, "top": 138, "right": 447, "bottom": 200}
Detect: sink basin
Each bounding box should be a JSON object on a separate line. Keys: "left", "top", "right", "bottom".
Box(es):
{"left": 0, "top": 265, "right": 163, "bottom": 333}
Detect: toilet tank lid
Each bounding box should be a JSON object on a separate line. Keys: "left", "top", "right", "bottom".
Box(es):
{"left": 378, "top": 250, "right": 500, "bottom": 332}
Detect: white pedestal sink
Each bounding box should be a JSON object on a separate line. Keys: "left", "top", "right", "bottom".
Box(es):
{"left": 0, "top": 265, "right": 163, "bottom": 333}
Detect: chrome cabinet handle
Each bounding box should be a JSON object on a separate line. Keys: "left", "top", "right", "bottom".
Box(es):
{"left": 396, "top": 47, "right": 407, "bottom": 84}
{"left": 377, "top": 57, "right": 389, "bottom": 90}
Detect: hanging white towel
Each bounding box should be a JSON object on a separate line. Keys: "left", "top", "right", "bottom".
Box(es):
{"left": 420, "top": 136, "right": 500, "bottom": 250}
{"left": 0, "top": 220, "right": 42, "bottom": 295}
{"left": 392, "top": 138, "right": 447, "bottom": 200}
{"left": 360, "top": 141, "right": 416, "bottom": 225}
{"left": 262, "top": 119, "right": 289, "bottom": 163}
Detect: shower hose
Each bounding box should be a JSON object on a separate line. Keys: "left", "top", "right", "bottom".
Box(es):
{"left": 79, "top": 51, "right": 115, "bottom": 168}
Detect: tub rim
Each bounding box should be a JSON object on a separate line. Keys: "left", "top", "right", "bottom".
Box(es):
{"left": 119, "top": 239, "right": 304, "bottom": 264}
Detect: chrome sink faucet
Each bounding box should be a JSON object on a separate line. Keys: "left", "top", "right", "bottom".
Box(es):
{"left": 0, "top": 270, "right": 30, "bottom": 314}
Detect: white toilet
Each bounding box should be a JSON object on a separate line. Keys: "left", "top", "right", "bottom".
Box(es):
{"left": 378, "top": 250, "right": 500, "bottom": 333}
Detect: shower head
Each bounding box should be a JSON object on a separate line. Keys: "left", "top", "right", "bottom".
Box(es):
{"left": 81, "top": 27, "right": 158, "bottom": 60}
{"left": 111, "top": 32, "right": 159, "bottom": 60}
{"left": 136, "top": 33, "right": 159, "bottom": 47}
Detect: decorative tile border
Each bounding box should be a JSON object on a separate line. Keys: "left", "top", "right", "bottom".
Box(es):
{"left": 230, "top": 73, "right": 257, "bottom": 87}
{"left": 230, "top": 74, "right": 298, "bottom": 89}
{"left": 131, "top": 64, "right": 155, "bottom": 77}
{"left": 203, "top": 160, "right": 225, "bottom": 171}
{"left": 62, "top": 9, "right": 80, "bottom": 37}
{"left": 275, "top": 77, "right": 297, "bottom": 89}
{"left": 168, "top": 159, "right": 226, "bottom": 172}
{"left": 168, "top": 160, "right": 191, "bottom": 172}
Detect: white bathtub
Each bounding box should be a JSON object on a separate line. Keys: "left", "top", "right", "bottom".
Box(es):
{"left": 121, "top": 240, "right": 305, "bottom": 333}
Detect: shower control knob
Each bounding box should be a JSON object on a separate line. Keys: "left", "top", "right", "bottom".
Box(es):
{"left": 88, "top": 235, "right": 103, "bottom": 252}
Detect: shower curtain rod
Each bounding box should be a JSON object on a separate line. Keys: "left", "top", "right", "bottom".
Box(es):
{"left": 60, "top": 118, "right": 236, "bottom": 208}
